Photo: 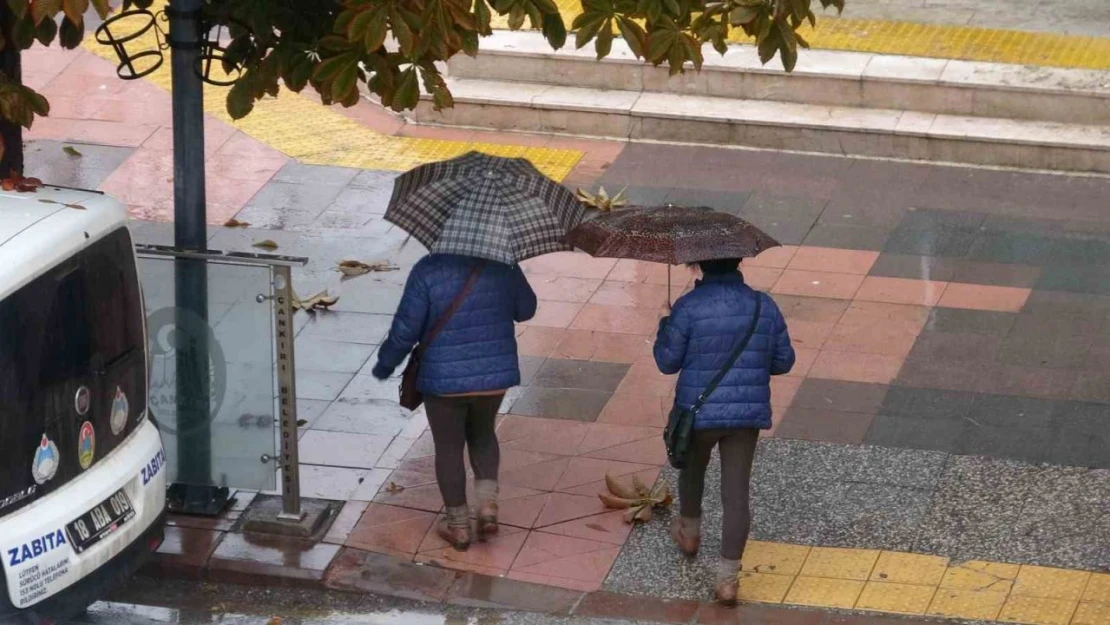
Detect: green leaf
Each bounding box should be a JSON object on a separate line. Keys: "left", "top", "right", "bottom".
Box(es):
{"left": 63, "top": 145, "right": 82, "bottom": 157}
{"left": 312, "top": 54, "right": 350, "bottom": 82}
{"left": 680, "top": 33, "right": 703, "bottom": 70}
{"left": 777, "top": 20, "right": 797, "bottom": 71}
{"left": 728, "top": 5, "right": 759, "bottom": 25}
{"left": 508, "top": 3, "right": 525, "bottom": 29}
{"left": 595, "top": 18, "right": 613, "bottom": 59}
{"left": 346, "top": 7, "right": 377, "bottom": 43}
{"left": 532, "top": 0, "right": 558, "bottom": 13}
{"left": 615, "top": 16, "right": 645, "bottom": 58}
{"left": 13, "top": 14, "right": 36, "bottom": 49}
{"left": 57, "top": 16, "right": 82, "bottom": 49}
{"left": 34, "top": 15, "right": 57, "bottom": 46}
{"left": 666, "top": 39, "right": 685, "bottom": 75}
{"left": 22, "top": 87, "right": 48, "bottom": 116}
{"left": 661, "top": 0, "right": 679, "bottom": 16}
{"left": 461, "top": 29, "right": 479, "bottom": 56}
{"left": 391, "top": 9, "right": 416, "bottom": 55}
{"left": 31, "top": 0, "right": 61, "bottom": 25}
{"left": 573, "top": 13, "right": 606, "bottom": 49}
{"left": 391, "top": 67, "right": 420, "bottom": 112}
{"left": 227, "top": 78, "right": 255, "bottom": 119}
{"left": 90, "top": 0, "right": 109, "bottom": 18}
{"left": 474, "top": 0, "right": 492, "bottom": 35}
{"left": 363, "top": 11, "right": 389, "bottom": 51}
{"left": 645, "top": 27, "right": 677, "bottom": 64}
{"left": 7, "top": 0, "right": 26, "bottom": 19}
{"left": 795, "top": 29, "right": 810, "bottom": 48}
{"left": 62, "top": 0, "right": 87, "bottom": 26}
{"left": 757, "top": 27, "right": 780, "bottom": 64}
{"left": 332, "top": 61, "right": 359, "bottom": 102}
{"left": 542, "top": 12, "right": 566, "bottom": 49}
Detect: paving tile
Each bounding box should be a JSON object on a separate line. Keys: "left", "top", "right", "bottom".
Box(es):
{"left": 298, "top": 430, "right": 392, "bottom": 469}
{"left": 927, "top": 588, "right": 1009, "bottom": 621}
{"left": 531, "top": 358, "right": 631, "bottom": 393}
{"left": 417, "top": 521, "right": 529, "bottom": 574}
{"left": 606, "top": 259, "right": 697, "bottom": 286}
{"left": 554, "top": 331, "right": 651, "bottom": 364}
{"left": 1013, "top": 566, "right": 1091, "bottom": 601}
{"left": 510, "top": 532, "right": 621, "bottom": 587}
{"left": 895, "top": 358, "right": 987, "bottom": 392}
{"left": 510, "top": 387, "right": 612, "bottom": 422}
{"left": 785, "top": 577, "right": 866, "bottom": 609}
{"left": 879, "top": 386, "right": 978, "bottom": 422}
{"left": 148, "top": 526, "right": 224, "bottom": 578}
{"left": 345, "top": 503, "right": 437, "bottom": 556}
{"left": 791, "top": 379, "right": 890, "bottom": 414}
{"left": 772, "top": 270, "right": 865, "bottom": 300}
{"left": 741, "top": 541, "right": 811, "bottom": 576}
{"left": 516, "top": 326, "right": 566, "bottom": 358}
{"left": 907, "top": 331, "right": 1004, "bottom": 363}
{"left": 855, "top": 276, "right": 948, "bottom": 307}
{"left": 698, "top": 602, "right": 826, "bottom": 625}
{"left": 570, "top": 303, "right": 662, "bottom": 334}
{"left": 499, "top": 457, "right": 573, "bottom": 491}
{"left": 871, "top": 552, "right": 949, "bottom": 586}
{"left": 1074, "top": 602, "right": 1110, "bottom": 625}
{"left": 977, "top": 365, "right": 1075, "bottom": 400}
{"left": 272, "top": 162, "right": 360, "bottom": 186}
{"left": 532, "top": 276, "right": 604, "bottom": 303}
{"left": 504, "top": 571, "right": 600, "bottom": 592}
{"left": 577, "top": 591, "right": 700, "bottom": 623}
{"left": 868, "top": 254, "right": 959, "bottom": 282}
{"left": 939, "top": 283, "right": 1032, "bottom": 312}
{"left": 313, "top": 398, "right": 412, "bottom": 437}
{"left": 597, "top": 392, "right": 669, "bottom": 427}
{"left": 802, "top": 224, "right": 891, "bottom": 251}
{"left": 776, "top": 407, "right": 875, "bottom": 445}
{"left": 295, "top": 370, "right": 356, "bottom": 401}
{"left": 998, "top": 595, "right": 1078, "bottom": 625}
{"left": 498, "top": 415, "right": 591, "bottom": 456}
{"left": 940, "top": 561, "right": 1021, "bottom": 592}
{"left": 855, "top": 582, "right": 936, "bottom": 615}
{"left": 296, "top": 311, "right": 393, "bottom": 344}
{"left": 825, "top": 302, "right": 929, "bottom": 357}
{"left": 522, "top": 252, "right": 617, "bottom": 280}
{"left": 536, "top": 510, "right": 633, "bottom": 546}
{"left": 951, "top": 261, "right": 1043, "bottom": 288}
{"left": 665, "top": 187, "right": 753, "bottom": 213}
{"left": 968, "top": 231, "right": 1057, "bottom": 265}
{"left": 521, "top": 301, "right": 585, "bottom": 329}
{"left": 955, "top": 423, "right": 1054, "bottom": 465}
{"left": 787, "top": 247, "right": 880, "bottom": 275}
{"left": 864, "top": 415, "right": 963, "bottom": 454}
{"left": 293, "top": 339, "right": 375, "bottom": 374}
{"left": 208, "top": 532, "right": 340, "bottom": 585}
{"left": 882, "top": 226, "right": 978, "bottom": 258}
{"left": 554, "top": 456, "right": 658, "bottom": 492}
{"left": 322, "top": 501, "right": 369, "bottom": 546}
{"left": 923, "top": 307, "right": 1017, "bottom": 335}
{"left": 808, "top": 350, "right": 904, "bottom": 385}
{"left": 775, "top": 294, "right": 851, "bottom": 324}
{"left": 297, "top": 465, "right": 379, "bottom": 500}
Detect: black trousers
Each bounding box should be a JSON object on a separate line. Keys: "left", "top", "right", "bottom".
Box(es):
{"left": 678, "top": 428, "right": 760, "bottom": 560}
{"left": 423, "top": 394, "right": 504, "bottom": 508}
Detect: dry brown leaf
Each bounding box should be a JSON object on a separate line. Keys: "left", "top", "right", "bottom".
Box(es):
{"left": 336, "top": 259, "right": 398, "bottom": 278}
{"left": 622, "top": 506, "right": 640, "bottom": 524}
{"left": 605, "top": 474, "right": 639, "bottom": 500}
{"left": 266, "top": 618, "right": 283, "bottom": 625}
{"left": 294, "top": 289, "right": 340, "bottom": 312}
{"left": 631, "top": 474, "right": 650, "bottom": 498}
{"left": 63, "top": 146, "right": 83, "bottom": 157}
{"left": 634, "top": 505, "right": 653, "bottom": 523}
{"left": 224, "top": 218, "right": 250, "bottom": 228}
{"left": 38, "top": 199, "right": 84, "bottom": 210}
{"left": 386, "top": 481, "right": 405, "bottom": 494}
{"left": 599, "top": 492, "right": 637, "bottom": 509}
{"left": 253, "top": 239, "right": 279, "bottom": 250}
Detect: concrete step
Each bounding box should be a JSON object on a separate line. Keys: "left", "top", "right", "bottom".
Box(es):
{"left": 411, "top": 78, "right": 1110, "bottom": 173}
{"left": 447, "top": 31, "right": 1110, "bottom": 126}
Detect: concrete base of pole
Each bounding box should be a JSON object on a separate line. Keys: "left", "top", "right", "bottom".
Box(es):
{"left": 240, "top": 496, "right": 339, "bottom": 541}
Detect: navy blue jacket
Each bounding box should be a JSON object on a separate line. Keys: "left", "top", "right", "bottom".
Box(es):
{"left": 373, "top": 254, "right": 537, "bottom": 396}
{"left": 654, "top": 273, "right": 794, "bottom": 430}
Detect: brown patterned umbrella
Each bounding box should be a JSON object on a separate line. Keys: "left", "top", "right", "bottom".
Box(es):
{"left": 565, "top": 205, "right": 780, "bottom": 265}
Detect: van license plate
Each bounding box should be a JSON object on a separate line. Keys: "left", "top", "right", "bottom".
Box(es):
{"left": 65, "top": 489, "right": 135, "bottom": 554}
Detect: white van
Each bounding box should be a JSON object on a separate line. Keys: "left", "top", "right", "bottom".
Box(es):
{"left": 0, "top": 186, "right": 166, "bottom": 624}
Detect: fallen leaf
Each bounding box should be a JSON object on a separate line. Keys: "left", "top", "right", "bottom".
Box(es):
{"left": 296, "top": 419, "right": 308, "bottom": 427}
{"left": 605, "top": 474, "right": 638, "bottom": 500}
{"left": 599, "top": 492, "right": 636, "bottom": 509}
{"left": 336, "top": 259, "right": 398, "bottom": 278}
{"left": 252, "top": 239, "right": 279, "bottom": 250}
{"left": 386, "top": 481, "right": 405, "bottom": 494}
{"left": 631, "top": 474, "right": 650, "bottom": 498}
{"left": 63, "top": 146, "right": 83, "bottom": 157}
{"left": 634, "top": 505, "right": 653, "bottom": 522}
{"left": 266, "top": 618, "right": 283, "bottom": 625}
{"left": 224, "top": 218, "right": 250, "bottom": 228}
{"left": 294, "top": 289, "right": 340, "bottom": 312}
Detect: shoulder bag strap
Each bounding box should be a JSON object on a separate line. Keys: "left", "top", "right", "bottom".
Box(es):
{"left": 690, "top": 292, "right": 763, "bottom": 415}
{"left": 419, "top": 261, "right": 486, "bottom": 354}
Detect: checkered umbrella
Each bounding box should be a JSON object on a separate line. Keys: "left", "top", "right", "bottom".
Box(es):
{"left": 385, "top": 151, "right": 586, "bottom": 264}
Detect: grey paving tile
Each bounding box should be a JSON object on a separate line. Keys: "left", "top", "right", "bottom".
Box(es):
{"left": 531, "top": 359, "right": 630, "bottom": 393}
{"left": 739, "top": 193, "right": 829, "bottom": 222}
{"left": 295, "top": 370, "right": 356, "bottom": 402}
{"left": 967, "top": 231, "right": 1057, "bottom": 265}
{"left": 296, "top": 311, "right": 393, "bottom": 345}
{"left": 1051, "top": 401, "right": 1110, "bottom": 430}
{"left": 791, "top": 379, "right": 889, "bottom": 414}
{"left": 664, "top": 187, "right": 752, "bottom": 213}
{"left": 868, "top": 254, "right": 958, "bottom": 281}
{"left": 775, "top": 408, "right": 874, "bottom": 445}
{"left": 997, "top": 335, "right": 1091, "bottom": 369}
{"left": 864, "top": 414, "right": 963, "bottom": 454}
{"left": 1046, "top": 424, "right": 1110, "bottom": 469}
{"left": 817, "top": 197, "right": 908, "bottom": 229}
{"left": 348, "top": 169, "right": 401, "bottom": 190}
{"left": 899, "top": 208, "right": 987, "bottom": 231}
{"left": 950, "top": 261, "right": 1042, "bottom": 288}
{"left": 882, "top": 226, "right": 977, "bottom": 257}
{"left": 1021, "top": 290, "right": 1110, "bottom": 318}
{"left": 27, "top": 140, "right": 134, "bottom": 189}
{"left": 955, "top": 423, "right": 1052, "bottom": 464}
{"left": 976, "top": 364, "right": 1075, "bottom": 401}
{"left": 879, "top": 387, "right": 977, "bottom": 422}
{"left": 293, "top": 339, "right": 375, "bottom": 374}
{"left": 295, "top": 399, "right": 331, "bottom": 430}
{"left": 749, "top": 217, "right": 814, "bottom": 246}
{"left": 128, "top": 219, "right": 176, "bottom": 246}
{"left": 1037, "top": 265, "right": 1110, "bottom": 295}
{"left": 272, "top": 162, "right": 360, "bottom": 186}
{"left": 895, "top": 358, "right": 987, "bottom": 393}
{"left": 518, "top": 356, "right": 545, "bottom": 386}
{"left": 509, "top": 387, "right": 612, "bottom": 421}
{"left": 968, "top": 394, "right": 1058, "bottom": 429}
{"left": 907, "top": 332, "right": 1003, "bottom": 363}
{"left": 1047, "top": 234, "right": 1110, "bottom": 266}
{"left": 612, "top": 185, "right": 669, "bottom": 207}
{"left": 922, "top": 308, "right": 1016, "bottom": 336}
{"left": 816, "top": 482, "right": 933, "bottom": 552}
{"left": 802, "top": 224, "right": 891, "bottom": 251}
{"left": 313, "top": 397, "right": 412, "bottom": 437}
{"left": 236, "top": 181, "right": 347, "bottom": 230}
{"left": 328, "top": 186, "right": 395, "bottom": 216}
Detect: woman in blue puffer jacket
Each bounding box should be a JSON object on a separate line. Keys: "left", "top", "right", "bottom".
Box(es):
{"left": 372, "top": 253, "right": 537, "bottom": 551}
{"left": 654, "top": 257, "right": 794, "bottom": 606}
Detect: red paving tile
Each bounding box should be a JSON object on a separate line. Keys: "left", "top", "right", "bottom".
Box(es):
{"left": 576, "top": 423, "right": 661, "bottom": 456}
{"left": 417, "top": 521, "right": 529, "bottom": 573}
{"left": 590, "top": 281, "right": 672, "bottom": 309}
{"left": 825, "top": 301, "right": 930, "bottom": 357}
{"left": 523, "top": 252, "right": 617, "bottom": 280}
{"left": 744, "top": 267, "right": 785, "bottom": 290}
{"left": 938, "top": 283, "right": 1032, "bottom": 312}
{"left": 29, "top": 117, "right": 159, "bottom": 147}
{"left": 506, "top": 570, "right": 601, "bottom": 592}
{"left": 497, "top": 493, "right": 551, "bottom": 529}
{"left": 784, "top": 320, "right": 836, "bottom": 351}
{"left": 785, "top": 347, "right": 820, "bottom": 378}
{"left": 554, "top": 330, "right": 652, "bottom": 363}
{"left": 787, "top": 247, "right": 880, "bottom": 275}
{"left": 581, "top": 436, "right": 667, "bottom": 465}
{"left": 747, "top": 245, "right": 798, "bottom": 269}
{"left": 808, "top": 350, "right": 904, "bottom": 384}
{"left": 515, "top": 326, "right": 565, "bottom": 357}
{"left": 346, "top": 503, "right": 437, "bottom": 557}
{"left": 531, "top": 276, "right": 603, "bottom": 303}
{"left": 498, "top": 416, "right": 591, "bottom": 456}
{"left": 558, "top": 467, "right": 662, "bottom": 497}
{"left": 607, "top": 260, "right": 696, "bottom": 286}
{"left": 510, "top": 532, "right": 622, "bottom": 587}
{"left": 534, "top": 492, "right": 610, "bottom": 528}
{"left": 537, "top": 510, "right": 633, "bottom": 545}
{"left": 500, "top": 457, "right": 573, "bottom": 491}
{"left": 555, "top": 457, "right": 658, "bottom": 492}
{"left": 855, "top": 276, "right": 948, "bottom": 307}
{"left": 597, "top": 393, "right": 669, "bottom": 428}
{"left": 772, "top": 270, "right": 865, "bottom": 300}
{"left": 571, "top": 304, "right": 664, "bottom": 335}
{"left": 770, "top": 376, "right": 803, "bottom": 411}
{"left": 776, "top": 295, "right": 851, "bottom": 324}
{"left": 520, "top": 301, "right": 585, "bottom": 329}
{"left": 614, "top": 373, "right": 676, "bottom": 398}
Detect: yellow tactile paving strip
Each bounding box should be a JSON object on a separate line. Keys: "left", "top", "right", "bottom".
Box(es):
{"left": 494, "top": 2, "right": 1110, "bottom": 70}
{"left": 80, "top": 1, "right": 582, "bottom": 181}
{"left": 740, "top": 541, "right": 1110, "bottom": 625}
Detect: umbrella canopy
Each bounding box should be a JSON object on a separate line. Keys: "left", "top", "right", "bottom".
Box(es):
{"left": 565, "top": 205, "right": 780, "bottom": 265}
{"left": 385, "top": 151, "right": 585, "bottom": 265}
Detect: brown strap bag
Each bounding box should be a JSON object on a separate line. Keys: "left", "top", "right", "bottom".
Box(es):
{"left": 399, "top": 262, "right": 486, "bottom": 411}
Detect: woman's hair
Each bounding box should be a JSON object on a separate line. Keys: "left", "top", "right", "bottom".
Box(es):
{"left": 686, "top": 258, "right": 741, "bottom": 275}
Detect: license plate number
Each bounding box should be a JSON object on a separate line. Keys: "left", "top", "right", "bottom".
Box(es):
{"left": 65, "top": 490, "right": 135, "bottom": 554}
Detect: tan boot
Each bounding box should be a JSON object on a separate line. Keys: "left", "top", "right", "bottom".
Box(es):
{"left": 438, "top": 506, "right": 472, "bottom": 551}
{"left": 476, "top": 501, "right": 499, "bottom": 539}
{"left": 714, "top": 579, "right": 739, "bottom": 607}
{"left": 670, "top": 518, "right": 701, "bottom": 557}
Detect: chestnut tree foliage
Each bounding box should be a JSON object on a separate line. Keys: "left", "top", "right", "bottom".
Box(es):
{"left": 0, "top": 0, "right": 843, "bottom": 172}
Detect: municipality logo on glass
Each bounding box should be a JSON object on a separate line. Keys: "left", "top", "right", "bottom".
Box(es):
{"left": 31, "top": 435, "right": 59, "bottom": 485}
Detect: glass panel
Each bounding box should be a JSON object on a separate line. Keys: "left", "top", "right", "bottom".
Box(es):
{"left": 137, "top": 255, "right": 277, "bottom": 491}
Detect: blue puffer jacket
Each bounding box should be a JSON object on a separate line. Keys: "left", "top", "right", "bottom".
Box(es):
{"left": 654, "top": 273, "right": 794, "bottom": 430}
{"left": 372, "top": 254, "right": 537, "bottom": 396}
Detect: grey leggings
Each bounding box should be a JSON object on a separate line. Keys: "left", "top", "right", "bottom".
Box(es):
{"left": 678, "top": 428, "right": 760, "bottom": 560}
{"left": 424, "top": 394, "right": 504, "bottom": 508}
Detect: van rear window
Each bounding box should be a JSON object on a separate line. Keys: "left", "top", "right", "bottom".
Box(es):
{"left": 0, "top": 227, "right": 146, "bottom": 516}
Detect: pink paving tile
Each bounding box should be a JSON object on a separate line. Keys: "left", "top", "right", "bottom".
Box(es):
{"left": 787, "top": 247, "right": 880, "bottom": 275}
{"left": 500, "top": 457, "right": 573, "bottom": 492}
{"left": 417, "top": 522, "right": 529, "bottom": 572}
{"left": 783, "top": 347, "right": 819, "bottom": 378}
{"left": 534, "top": 493, "right": 609, "bottom": 528}
{"left": 498, "top": 416, "right": 590, "bottom": 457}
{"left": 522, "top": 252, "right": 617, "bottom": 280}
{"left": 346, "top": 503, "right": 437, "bottom": 557}
{"left": 215, "top": 131, "right": 289, "bottom": 160}
{"left": 22, "top": 47, "right": 75, "bottom": 90}
{"left": 515, "top": 326, "right": 565, "bottom": 357}
{"left": 531, "top": 276, "right": 603, "bottom": 303}
{"left": 597, "top": 393, "right": 669, "bottom": 428}
{"left": 938, "top": 283, "right": 1031, "bottom": 312}
{"left": 746, "top": 245, "right": 798, "bottom": 269}
{"left": 373, "top": 482, "right": 444, "bottom": 513}
{"left": 576, "top": 423, "right": 661, "bottom": 456}
{"left": 808, "top": 350, "right": 904, "bottom": 384}
{"left": 554, "top": 330, "right": 652, "bottom": 363}
{"left": 785, "top": 320, "right": 836, "bottom": 351}
{"left": 581, "top": 437, "right": 667, "bottom": 466}
{"left": 855, "top": 276, "right": 948, "bottom": 307}
{"left": 590, "top": 281, "right": 671, "bottom": 309}
{"left": 772, "top": 270, "right": 865, "bottom": 300}
{"left": 28, "top": 117, "right": 158, "bottom": 147}
{"left": 510, "top": 532, "right": 622, "bottom": 586}
{"left": 824, "top": 320, "right": 924, "bottom": 357}
{"left": 606, "top": 260, "right": 696, "bottom": 286}
{"left": 776, "top": 295, "right": 851, "bottom": 324}
{"left": 744, "top": 267, "right": 784, "bottom": 290}
{"left": 770, "top": 376, "right": 802, "bottom": 410}
{"left": 143, "top": 121, "right": 238, "bottom": 157}
{"left": 537, "top": 511, "right": 633, "bottom": 545}
{"left": 497, "top": 493, "right": 551, "bottom": 529}
{"left": 558, "top": 466, "right": 661, "bottom": 497}
{"left": 497, "top": 449, "right": 564, "bottom": 472}
{"left": 520, "top": 301, "right": 585, "bottom": 329}
{"left": 571, "top": 304, "right": 663, "bottom": 335}
{"left": 614, "top": 373, "right": 675, "bottom": 398}
{"left": 624, "top": 357, "right": 675, "bottom": 383}
{"left": 507, "top": 570, "right": 601, "bottom": 592}
{"left": 555, "top": 457, "right": 658, "bottom": 492}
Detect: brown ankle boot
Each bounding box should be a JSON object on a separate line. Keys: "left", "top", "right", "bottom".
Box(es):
{"left": 436, "top": 518, "right": 471, "bottom": 551}
{"left": 670, "top": 518, "right": 700, "bottom": 557}
{"left": 476, "top": 501, "right": 499, "bottom": 539}
{"left": 714, "top": 579, "right": 739, "bottom": 607}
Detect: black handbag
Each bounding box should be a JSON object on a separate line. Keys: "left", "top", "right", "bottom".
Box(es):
{"left": 664, "top": 293, "right": 762, "bottom": 469}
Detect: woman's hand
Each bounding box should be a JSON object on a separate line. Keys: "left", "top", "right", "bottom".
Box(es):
{"left": 371, "top": 362, "right": 394, "bottom": 380}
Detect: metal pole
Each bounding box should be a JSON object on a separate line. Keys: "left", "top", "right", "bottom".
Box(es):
{"left": 168, "top": 0, "right": 226, "bottom": 515}
{"left": 272, "top": 266, "right": 305, "bottom": 520}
